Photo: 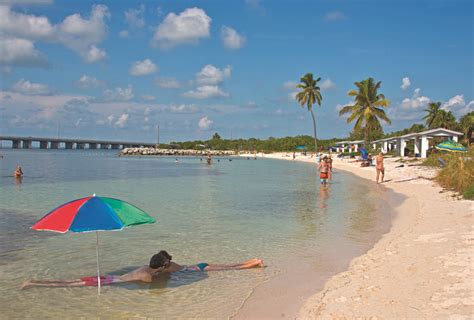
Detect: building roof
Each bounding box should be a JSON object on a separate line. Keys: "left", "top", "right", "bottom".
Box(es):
{"left": 373, "top": 127, "right": 463, "bottom": 143}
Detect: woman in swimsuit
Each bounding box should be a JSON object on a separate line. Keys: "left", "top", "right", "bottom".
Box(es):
{"left": 318, "top": 157, "right": 329, "bottom": 184}
{"left": 21, "top": 251, "right": 264, "bottom": 289}
{"left": 376, "top": 152, "right": 385, "bottom": 183}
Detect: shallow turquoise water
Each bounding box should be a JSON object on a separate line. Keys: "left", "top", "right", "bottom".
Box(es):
{"left": 0, "top": 150, "right": 391, "bottom": 319}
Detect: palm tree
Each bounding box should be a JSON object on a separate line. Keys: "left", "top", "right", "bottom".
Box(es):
{"left": 295, "top": 73, "right": 322, "bottom": 152}
{"left": 423, "top": 102, "right": 441, "bottom": 128}
{"left": 459, "top": 111, "right": 473, "bottom": 145}
{"left": 433, "top": 110, "right": 457, "bottom": 130}
{"left": 338, "top": 77, "right": 391, "bottom": 147}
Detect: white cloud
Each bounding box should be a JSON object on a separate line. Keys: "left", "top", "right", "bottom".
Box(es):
{"left": 0, "top": 5, "right": 54, "bottom": 40}
{"left": 103, "top": 85, "right": 134, "bottom": 101}
{"left": 441, "top": 95, "right": 473, "bottom": 116}
{"left": 0, "top": 5, "right": 109, "bottom": 66}
{"left": 0, "top": 0, "right": 53, "bottom": 4}
{"left": 155, "top": 77, "right": 181, "bottom": 89}
{"left": 141, "top": 94, "right": 155, "bottom": 101}
{"left": 245, "top": 0, "right": 265, "bottom": 14}
{"left": 288, "top": 91, "right": 298, "bottom": 100}
{"left": 324, "top": 11, "right": 346, "bottom": 21}
{"left": 320, "top": 78, "right": 336, "bottom": 90}
{"left": 400, "top": 77, "right": 411, "bottom": 90}
{"left": 152, "top": 7, "right": 211, "bottom": 48}
{"left": 12, "top": 79, "right": 50, "bottom": 95}
{"left": 115, "top": 113, "right": 129, "bottom": 128}
{"left": 129, "top": 59, "right": 158, "bottom": 76}
{"left": 196, "top": 64, "right": 232, "bottom": 85}
{"left": 221, "top": 26, "right": 246, "bottom": 50}
{"left": 0, "top": 37, "right": 47, "bottom": 67}
{"left": 244, "top": 101, "right": 258, "bottom": 109}
{"left": 168, "top": 104, "right": 199, "bottom": 113}
{"left": 283, "top": 81, "right": 297, "bottom": 90}
{"left": 198, "top": 116, "right": 213, "bottom": 130}
{"left": 124, "top": 4, "right": 145, "bottom": 28}
{"left": 75, "top": 75, "right": 104, "bottom": 88}
{"left": 400, "top": 88, "right": 430, "bottom": 109}
{"left": 119, "top": 30, "right": 129, "bottom": 38}
{"left": 84, "top": 45, "right": 106, "bottom": 63}
{"left": 441, "top": 94, "right": 465, "bottom": 111}
{"left": 57, "top": 4, "right": 110, "bottom": 63}
{"left": 183, "top": 85, "right": 229, "bottom": 99}
{"left": 413, "top": 88, "right": 421, "bottom": 98}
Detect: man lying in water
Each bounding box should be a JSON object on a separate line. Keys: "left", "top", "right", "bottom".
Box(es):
{"left": 21, "top": 250, "right": 264, "bottom": 289}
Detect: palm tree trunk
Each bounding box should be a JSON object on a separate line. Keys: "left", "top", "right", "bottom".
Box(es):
{"left": 365, "top": 125, "right": 369, "bottom": 148}
{"left": 310, "top": 109, "right": 318, "bottom": 152}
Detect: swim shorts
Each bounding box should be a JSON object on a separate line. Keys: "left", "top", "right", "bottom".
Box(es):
{"left": 195, "top": 263, "right": 209, "bottom": 271}
{"left": 320, "top": 172, "right": 329, "bottom": 179}
{"left": 81, "top": 275, "right": 115, "bottom": 286}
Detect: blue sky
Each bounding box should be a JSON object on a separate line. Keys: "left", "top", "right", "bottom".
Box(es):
{"left": 0, "top": 0, "right": 472, "bottom": 143}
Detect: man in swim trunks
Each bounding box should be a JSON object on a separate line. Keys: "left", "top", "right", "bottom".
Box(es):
{"left": 21, "top": 251, "right": 264, "bottom": 289}
{"left": 376, "top": 152, "right": 385, "bottom": 184}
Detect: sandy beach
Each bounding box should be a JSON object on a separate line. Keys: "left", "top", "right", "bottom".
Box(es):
{"left": 240, "top": 152, "right": 473, "bottom": 319}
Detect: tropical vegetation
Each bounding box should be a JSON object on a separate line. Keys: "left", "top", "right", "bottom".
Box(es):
{"left": 338, "top": 77, "right": 391, "bottom": 147}
{"left": 295, "top": 73, "right": 323, "bottom": 152}
{"left": 163, "top": 134, "right": 342, "bottom": 153}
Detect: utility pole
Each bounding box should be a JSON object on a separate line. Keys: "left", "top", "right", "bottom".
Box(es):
{"left": 157, "top": 124, "right": 160, "bottom": 146}
{"left": 57, "top": 120, "right": 61, "bottom": 139}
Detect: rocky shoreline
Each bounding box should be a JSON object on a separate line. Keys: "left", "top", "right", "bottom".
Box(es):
{"left": 120, "top": 147, "right": 237, "bottom": 156}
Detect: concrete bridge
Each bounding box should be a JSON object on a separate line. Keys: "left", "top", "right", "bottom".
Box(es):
{"left": 0, "top": 136, "right": 156, "bottom": 150}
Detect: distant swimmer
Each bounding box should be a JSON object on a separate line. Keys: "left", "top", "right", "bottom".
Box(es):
{"left": 21, "top": 250, "right": 264, "bottom": 289}
{"left": 229, "top": 159, "right": 232, "bottom": 162}
{"left": 175, "top": 158, "right": 179, "bottom": 163}
{"left": 14, "top": 165, "right": 23, "bottom": 178}
{"left": 207, "top": 155, "right": 212, "bottom": 165}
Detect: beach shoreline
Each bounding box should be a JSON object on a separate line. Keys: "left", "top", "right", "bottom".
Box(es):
{"left": 238, "top": 152, "right": 473, "bottom": 319}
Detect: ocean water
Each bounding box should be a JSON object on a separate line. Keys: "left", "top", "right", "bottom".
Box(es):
{"left": 0, "top": 150, "right": 392, "bottom": 319}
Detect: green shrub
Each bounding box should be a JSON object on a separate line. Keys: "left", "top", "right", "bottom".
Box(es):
{"left": 436, "top": 146, "right": 474, "bottom": 200}
{"left": 463, "top": 184, "right": 474, "bottom": 200}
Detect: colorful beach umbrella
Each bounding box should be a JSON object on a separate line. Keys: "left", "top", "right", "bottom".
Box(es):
{"left": 435, "top": 140, "right": 467, "bottom": 152}
{"left": 32, "top": 195, "right": 156, "bottom": 294}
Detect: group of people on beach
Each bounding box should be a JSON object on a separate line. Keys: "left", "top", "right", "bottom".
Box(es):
{"left": 316, "top": 151, "right": 385, "bottom": 184}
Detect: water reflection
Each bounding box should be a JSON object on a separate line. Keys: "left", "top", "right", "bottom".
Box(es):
{"left": 318, "top": 184, "right": 330, "bottom": 210}
{"left": 0, "top": 209, "right": 57, "bottom": 264}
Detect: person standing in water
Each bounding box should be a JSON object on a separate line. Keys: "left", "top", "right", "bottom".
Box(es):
{"left": 14, "top": 165, "right": 23, "bottom": 178}
{"left": 318, "top": 156, "right": 329, "bottom": 184}
{"left": 207, "top": 154, "right": 212, "bottom": 165}
{"left": 376, "top": 152, "right": 385, "bottom": 183}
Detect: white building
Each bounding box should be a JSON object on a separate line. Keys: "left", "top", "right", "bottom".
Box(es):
{"left": 372, "top": 128, "right": 463, "bottom": 158}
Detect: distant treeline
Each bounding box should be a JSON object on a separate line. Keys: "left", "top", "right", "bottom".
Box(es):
{"left": 161, "top": 133, "right": 342, "bottom": 153}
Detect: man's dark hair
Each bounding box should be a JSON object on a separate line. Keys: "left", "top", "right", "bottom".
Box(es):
{"left": 158, "top": 250, "right": 172, "bottom": 261}
{"left": 149, "top": 253, "right": 168, "bottom": 269}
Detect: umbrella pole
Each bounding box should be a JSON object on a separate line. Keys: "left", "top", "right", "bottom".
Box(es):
{"left": 96, "top": 231, "right": 101, "bottom": 295}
